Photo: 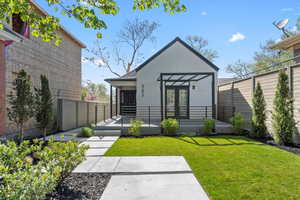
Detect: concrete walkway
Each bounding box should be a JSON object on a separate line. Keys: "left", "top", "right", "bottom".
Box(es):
{"left": 73, "top": 156, "right": 210, "bottom": 200}
{"left": 81, "top": 135, "right": 119, "bottom": 157}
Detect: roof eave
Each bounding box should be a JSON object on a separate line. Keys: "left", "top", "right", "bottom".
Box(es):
{"left": 104, "top": 78, "right": 136, "bottom": 83}
{"left": 269, "top": 34, "right": 300, "bottom": 50}
{"left": 0, "top": 27, "right": 23, "bottom": 42}
{"left": 135, "top": 37, "right": 219, "bottom": 72}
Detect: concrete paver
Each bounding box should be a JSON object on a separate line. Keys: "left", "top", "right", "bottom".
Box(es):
{"left": 85, "top": 148, "right": 109, "bottom": 156}
{"left": 100, "top": 173, "right": 210, "bottom": 200}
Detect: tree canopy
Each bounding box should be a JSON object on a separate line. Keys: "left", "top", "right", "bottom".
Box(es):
{"left": 185, "top": 35, "right": 218, "bottom": 62}
{"left": 0, "top": 0, "right": 185, "bottom": 45}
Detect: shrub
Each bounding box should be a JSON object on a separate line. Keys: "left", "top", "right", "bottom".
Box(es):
{"left": 34, "top": 74, "right": 53, "bottom": 141}
{"left": 230, "top": 113, "right": 245, "bottom": 135}
{"left": 202, "top": 118, "right": 215, "bottom": 135}
{"left": 161, "top": 118, "right": 179, "bottom": 136}
{"left": 88, "top": 123, "right": 96, "bottom": 129}
{"left": 7, "top": 69, "right": 34, "bottom": 141}
{"left": 272, "top": 70, "right": 295, "bottom": 145}
{"left": 0, "top": 140, "right": 88, "bottom": 200}
{"left": 128, "top": 120, "right": 144, "bottom": 137}
{"left": 78, "top": 127, "right": 94, "bottom": 137}
{"left": 251, "top": 82, "right": 267, "bottom": 138}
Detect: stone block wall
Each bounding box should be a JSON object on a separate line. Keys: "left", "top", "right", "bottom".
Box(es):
{"left": 4, "top": 29, "right": 82, "bottom": 137}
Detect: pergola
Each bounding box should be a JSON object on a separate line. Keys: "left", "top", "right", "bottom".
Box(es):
{"left": 157, "top": 72, "right": 215, "bottom": 121}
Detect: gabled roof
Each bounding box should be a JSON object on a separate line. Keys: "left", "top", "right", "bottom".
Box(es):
{"left": 30, "top": 0, "right": 86, "bottom": 48}
{"left": 135, "top": 37, "right": 219, "bottom": 72}
{"left": 105, "top": 37, "right": 219, "bottom": 83}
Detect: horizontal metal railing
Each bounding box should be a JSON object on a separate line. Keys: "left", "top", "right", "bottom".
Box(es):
{"left": 117, "top": 105, "right": 234, "bottom": 129}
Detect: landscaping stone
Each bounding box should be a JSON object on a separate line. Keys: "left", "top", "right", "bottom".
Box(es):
{"left": 46, "top": 173, "right": 111, "bottom": 200}
{"left": 100, "top": 173, "right": 209, "bottom": 200}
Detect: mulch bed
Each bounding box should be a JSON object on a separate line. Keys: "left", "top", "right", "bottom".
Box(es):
{"left": 46, "top": 173, "right": 111, "bottom": 200}
{"left": 265, "top": 140, "right": 300, "bottom": 156}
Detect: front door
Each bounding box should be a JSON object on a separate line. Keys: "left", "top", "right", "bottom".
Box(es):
{"left": 165, "top": 86, "right": 189, "bottom": 119}
{"left": 120, "top": 90, "right": 136, "bottom": 115}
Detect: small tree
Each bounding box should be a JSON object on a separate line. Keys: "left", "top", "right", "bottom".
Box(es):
{"left": 272, "top": 70, "right": 295, "bottom": 145}
{"left": 251, "top": 82, "right": 267, "bottom": 138}
{"left": 7, "top": 69, "right": 34, "bottom": 141}
{"left": 34, "top": 75, "right": 53, "bottom": 140}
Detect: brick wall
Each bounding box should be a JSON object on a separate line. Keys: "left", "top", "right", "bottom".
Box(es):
{"left": 0, "top": 41, "right": 5, "bottom": 136}
{"left": 4, "top": 30, "right": 82, "bottom": 137}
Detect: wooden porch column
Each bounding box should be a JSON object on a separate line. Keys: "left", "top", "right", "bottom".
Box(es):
{"left": 0, "top": 41, "right": 6, "bottom": 136}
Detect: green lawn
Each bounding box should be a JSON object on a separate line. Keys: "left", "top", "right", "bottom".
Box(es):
{"left": 105, "top": 136, "right": 300, "bottom": 200}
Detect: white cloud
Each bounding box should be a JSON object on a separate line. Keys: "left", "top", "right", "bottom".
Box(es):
{"left": 229, "top": 32, "right": 246, "bottom": 42}
{"left": 201, "top": 11, "right": 207, "bottom": 16}
{"left": 281, "top": 8, "right": 294, "bottom": 12}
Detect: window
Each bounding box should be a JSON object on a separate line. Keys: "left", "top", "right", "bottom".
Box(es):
{"left": 12, "top": 14, "right": 29, "bottom": 38}
{"left": 12, "top": 14, "right": 25, "bottom": 35}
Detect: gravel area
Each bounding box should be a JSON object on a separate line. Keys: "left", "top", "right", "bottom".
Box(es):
{"left": 47, "top": 173, "right": 111, "bottom": 200}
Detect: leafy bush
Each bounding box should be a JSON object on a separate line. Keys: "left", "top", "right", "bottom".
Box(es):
{"left": 0, "top": 140, "right": 88, "bottom": 200}
{"left": 78, "top": 127, "right": 94, "bottom": 137}
{"left": 202, "top": 118, "right": 215, "bottom": 135}
{"left": 128, "top": 120, "right": 144, "bottom": 137}
{"left": 230, "top": 113, "right": 245, "bottom": 135}
{"left": 88, "top": 123, "right": 96, "bottom": 129}
{"left": 161, "top": 118, "right": 179, "bottom": 136}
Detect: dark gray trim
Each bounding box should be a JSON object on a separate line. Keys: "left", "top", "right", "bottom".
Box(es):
{"left": 135, "top": 37, "right": 219, "bottom": 72}
{"left": 105, "top": 78, "right": 136, "bottom": 82}
{"left": 115, "top": 88, "right": 118, "bottom": 115}
{"left": 160, "top": 74, "right": 163, "bottom": 122}
{"left": 212, "top": 73, "right": 216, "bottom": 118}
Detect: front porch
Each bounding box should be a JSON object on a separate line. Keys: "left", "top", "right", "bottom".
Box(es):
{"left": 96, "top": 116, "right": 234, "bottom": 135}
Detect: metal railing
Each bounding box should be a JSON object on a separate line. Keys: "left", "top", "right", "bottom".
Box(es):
{"left": 118, "top": 105, "right": 235, "bottom": 128}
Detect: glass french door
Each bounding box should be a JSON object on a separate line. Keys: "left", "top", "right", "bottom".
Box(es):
{"left": 165, "top": 86, "right": 189, "bottom": 119}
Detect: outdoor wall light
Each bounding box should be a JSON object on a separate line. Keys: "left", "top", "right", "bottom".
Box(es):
{"left": 192, "top": 85, "right": 196, "bottom": 90}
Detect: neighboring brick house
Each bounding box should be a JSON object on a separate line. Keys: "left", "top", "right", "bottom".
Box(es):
{"left": 0, "top": 1, "right": 85, "bottom": 137}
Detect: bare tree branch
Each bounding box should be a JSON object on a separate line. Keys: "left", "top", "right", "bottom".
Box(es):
{"left": 88, "top": 18, "right": 159, "bottom": 76}
{"left": 185, "top": 35, "right": 218, "bottom": 62}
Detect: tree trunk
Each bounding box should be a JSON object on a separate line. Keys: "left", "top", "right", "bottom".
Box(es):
{"left": 20, "top": 124, "right": 24, "bottom": 142}
{"left": 43, "top": 128, "right": 47, "bottom": 141}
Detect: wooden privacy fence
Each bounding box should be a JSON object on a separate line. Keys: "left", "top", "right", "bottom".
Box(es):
{"left": 218, "top": 64, "right": 300, "bottom": 143}
{"left": 57, "top": 99, "right": 116, "bottom": 131}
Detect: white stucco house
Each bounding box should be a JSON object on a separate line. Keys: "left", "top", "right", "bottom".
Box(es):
{"left": 105, "top": 37, "right": 219, "bottom": 120}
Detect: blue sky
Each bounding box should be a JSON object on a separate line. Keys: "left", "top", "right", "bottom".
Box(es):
{"left": 36, "top": 0, "right": 300, "bottom": 85}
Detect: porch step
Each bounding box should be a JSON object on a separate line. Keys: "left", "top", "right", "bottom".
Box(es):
{"left": 94, "top": 130, "right": 121, "bottom": 136}
{"left": 95, "top": 126, "right": 122, "bottom": 130}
